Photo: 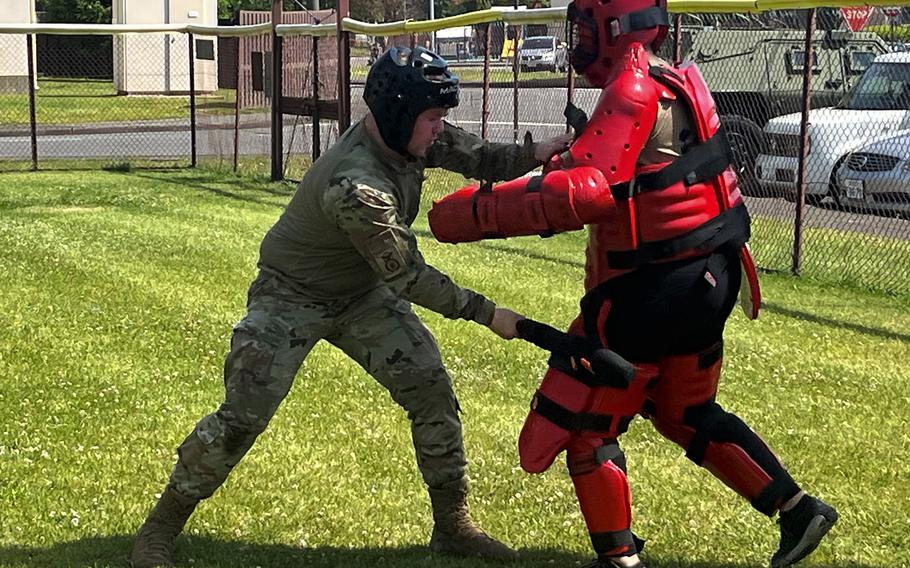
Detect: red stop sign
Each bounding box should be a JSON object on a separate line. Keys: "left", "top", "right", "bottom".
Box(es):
{"left": 840, "top": 6, "right": 874, "bottom": 31}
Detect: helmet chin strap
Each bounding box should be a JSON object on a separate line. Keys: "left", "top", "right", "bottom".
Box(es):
{"left": 365, "top": 113, "right": 412, "bottom": 161}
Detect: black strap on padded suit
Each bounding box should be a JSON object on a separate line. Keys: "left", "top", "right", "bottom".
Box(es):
{"left": 605, "top": 202, "right": 751, "bottom": 270}
{"left": 608, "top": 71, "right": 733, "bottom": 202}
{"left": 612, "top": 6, "right": 669, "bottom": 39}
{"left": 531, "top": 391, "right": 613, "bottom": 433}
{"left": 635, "top": 126, "right": 733, "bottom": 193}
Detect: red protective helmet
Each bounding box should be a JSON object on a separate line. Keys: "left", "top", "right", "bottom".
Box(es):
{"left": 567, "top": 0, "right": 669, "bottom": 86}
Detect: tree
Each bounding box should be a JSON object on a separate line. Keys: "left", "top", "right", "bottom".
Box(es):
{"left": 44, "top": 0, "right": 111, "bottom": 24}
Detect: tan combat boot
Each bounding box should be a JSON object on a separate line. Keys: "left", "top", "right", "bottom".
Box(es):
{"left": 129, "top": 487, "right": 199, "bottom": 568}
{"left": 428, "top": 478, "right": 519, "bottom": 562}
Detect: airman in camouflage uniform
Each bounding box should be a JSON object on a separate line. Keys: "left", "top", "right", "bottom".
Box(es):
{"left": 129, "top": 45, "right": 573, "bottom": 568}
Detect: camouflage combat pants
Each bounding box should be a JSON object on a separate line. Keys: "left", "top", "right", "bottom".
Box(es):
{"left": 168, "top": 273, "right": 466, "bottom": 499}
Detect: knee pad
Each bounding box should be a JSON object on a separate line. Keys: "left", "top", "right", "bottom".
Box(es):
{"left": 518, "top": 365, "right": 600, "bottom": 474}
{"left": 682, "top": 401, "right": 800, "bottom": 515}
{"left": 519, "top": 363, "right": 653, "bottom": 474}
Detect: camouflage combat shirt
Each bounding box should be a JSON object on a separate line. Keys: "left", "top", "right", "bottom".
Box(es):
{"left": 257, "top": 119, "right": 541, "bottom": 324}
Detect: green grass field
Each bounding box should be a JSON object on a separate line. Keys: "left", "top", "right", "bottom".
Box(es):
{"left": 0, "top": 79, "right": 239, "bottom": 126}
{"left": 0, "top": 169, "right": 908, "bottom": 568}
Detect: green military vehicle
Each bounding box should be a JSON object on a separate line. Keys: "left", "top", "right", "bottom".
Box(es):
{"left": 679, "top": 27, "right": 889, "bottom": 192}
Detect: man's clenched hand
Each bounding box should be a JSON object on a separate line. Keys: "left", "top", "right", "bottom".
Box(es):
{"left": 488, "top": 307, "right": 525, "bottom": 340}
{"left": 534, "top": 131, "right": 574, "bottom": 163}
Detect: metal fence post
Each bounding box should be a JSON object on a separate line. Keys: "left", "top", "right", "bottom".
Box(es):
{"left": 567, "top": 63, "right": 575, "bottom": 134}
{"left": 312, "top": 34, "right": 321, "bottom": 161}
{"left": 271, "top": 0, "right": 284, "bottom": 181}
{"left": 26, "top": 34, "right": 38, "bottom": 171}
{"left": 188, "top": 33, "right": 197, "bottom": 168}
{"left": 673, "top": 13, "right": 682, "bottom": 65}
{"left": 336, "top": 0, "right": 351, "bottom": 134}
{"left": 512, "top": 22, "right": 521, "bottom": 143}
{"left": 233, "top": 38, "right": 241, "bottom": 173}
{"left": 482, "top": 23, "right": 491, "bottom": 140}
{"left": 792, "top": 8, "right": 816, "bottom": 276}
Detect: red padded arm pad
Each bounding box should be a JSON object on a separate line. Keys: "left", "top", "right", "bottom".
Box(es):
{"left": 428, "top": 166, "right": 615, "bottom": 243}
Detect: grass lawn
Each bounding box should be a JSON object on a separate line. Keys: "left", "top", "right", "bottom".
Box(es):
{"left": 0, "top": 79, "right": 240, "bottom": 127}
{"left": 0, "top": 169, "right": 908, "bottom": 568}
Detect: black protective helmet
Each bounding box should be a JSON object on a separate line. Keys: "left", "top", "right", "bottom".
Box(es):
{"left": 363, "top": 45, "right": 460, "bottom": 156}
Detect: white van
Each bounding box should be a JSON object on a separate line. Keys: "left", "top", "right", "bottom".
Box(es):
{"left": 519, "top": 36, "right": 568, "bottom": 73}
{"left": 754, "top": 51, "right": 910, "bottom": 204}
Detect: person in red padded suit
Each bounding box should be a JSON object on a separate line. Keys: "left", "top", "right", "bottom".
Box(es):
{"left": 428, "top": 2, "right": 838, "bottom": 567}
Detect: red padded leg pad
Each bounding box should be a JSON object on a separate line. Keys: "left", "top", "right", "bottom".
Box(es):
{"left": 648, "top": 350, "right": 792, "bottom": 509}
{"left": 567, "top": 438, "right": 634, "bottom": 555}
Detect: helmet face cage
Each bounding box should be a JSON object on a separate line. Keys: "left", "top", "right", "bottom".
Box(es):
{"left": 364, "top": 46, "right": 460, "bottom": 156}
{"left": 567, "top": 3, "right": 599, "bottom": 74}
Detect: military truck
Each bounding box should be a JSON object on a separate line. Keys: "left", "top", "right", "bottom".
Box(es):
{"left": 681, "top": 28, "right": 889, "bottom": 193}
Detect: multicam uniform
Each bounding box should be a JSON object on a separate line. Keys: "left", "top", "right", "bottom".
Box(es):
{"left": 168, "top": 119, "right": 541, "bottom": 498}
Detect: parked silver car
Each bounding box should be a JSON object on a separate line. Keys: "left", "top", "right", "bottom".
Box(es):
{"left": 834, "top": 129, "right": 910, "bottom": 216}
{"left": 519, "top": 36, "right": 568, "bottom": 73}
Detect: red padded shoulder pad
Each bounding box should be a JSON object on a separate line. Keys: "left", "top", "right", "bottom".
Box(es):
{"left": 569, "top": 44, "right": 660, "bottom": 187}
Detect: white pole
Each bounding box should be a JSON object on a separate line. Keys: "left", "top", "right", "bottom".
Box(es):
{"left": 429, "top": 0, "right": 435, "bottom": 52}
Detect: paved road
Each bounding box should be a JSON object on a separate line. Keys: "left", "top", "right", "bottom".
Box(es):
{"left": 1, "top": 85, "right": 907, "bottom": 241}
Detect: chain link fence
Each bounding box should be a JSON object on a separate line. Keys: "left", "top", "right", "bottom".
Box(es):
{"left": 1, "top": 4, "right": 909, "bottom": 296}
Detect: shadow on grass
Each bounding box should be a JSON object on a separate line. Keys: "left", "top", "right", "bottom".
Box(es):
{"left": 0, "top": 535, "right": 885, "bottom": 568}
{"left": 762, "top": 301, "right": 910, "bottom": 343}
{"left": 0, "top": 535, "right": 591, "bottom": 568}
{"left": 414, "top": 228, "right": 585, "bottom": 270}
{"left": 124, "top": 171, "right": 295, "bottom": 207}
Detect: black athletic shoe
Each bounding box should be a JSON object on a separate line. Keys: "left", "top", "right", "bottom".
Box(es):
{"left": 771, "top": 495, "right": 839, "bottom": 568}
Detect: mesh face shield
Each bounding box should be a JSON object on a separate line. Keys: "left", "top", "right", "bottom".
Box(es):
{"left": 567, "top": 3, "right": 600, "bottom": 75}
{"left": 363, "top": 46, "right": 460, "bottom": 156}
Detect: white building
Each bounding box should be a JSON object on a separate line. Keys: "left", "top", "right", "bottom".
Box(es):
{"left": 0, "top": 0, "right": 36, "bottom": 93}
{"left": 112, "top": 0, "right": 218, "bottom": 94}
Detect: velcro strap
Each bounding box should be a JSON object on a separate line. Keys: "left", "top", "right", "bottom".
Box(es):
{"left": 474, "top": 184, "right": 499, "bottom": 235}
{"left": 752, "top": 474, "right": 801, "bottom": 517}
{"left": 698, "top": 341, "right": 724, "bottom": 369}
{"left": 590, "top": 529, "right": 637, "bottom": 556}
{"left": 612, "top": 6, "right": 669, "bottom": 38}
{"left": 685, "top": 409, "right": 725, "bottom": 465}
{"left": 649, "top": 65, "right": 685, "bottom": 85}
{"left": 607, "top": 203, "right": 751, "bottom": 269}
{"left": 594, "top": 443, "right": 623, "bottom": 465}
{"left": 531, "top": 392, "right": 613, "bottom": 433}
{"left": 635, "top": 127, "right": 733, "bottom": 193}
{"left": 522, "top": 176, "right": 550, "bottom": 233}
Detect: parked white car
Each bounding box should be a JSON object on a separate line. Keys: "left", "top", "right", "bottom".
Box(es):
{"left": 834, "top": 129, "right": 910, "bottom": 215}
{"left": 755, "top": 51, "right": 910, "bottom": 204}
{"left": 519, "top": 36, "right": 568, "bottom": 73}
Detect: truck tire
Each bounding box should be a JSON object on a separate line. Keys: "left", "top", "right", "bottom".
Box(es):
{"left": 722, "top": 115, "right": 767, "bottom": 197}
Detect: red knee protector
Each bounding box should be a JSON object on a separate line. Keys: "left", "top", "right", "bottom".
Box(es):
{"left": 649, "top": 345, "right": 799, "bottom": 515}
{"left": 518, "top": 366, "right": 594, "bottom": 474}
{"left": 518, "top": 363, "right": 656, "bottom": 474}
